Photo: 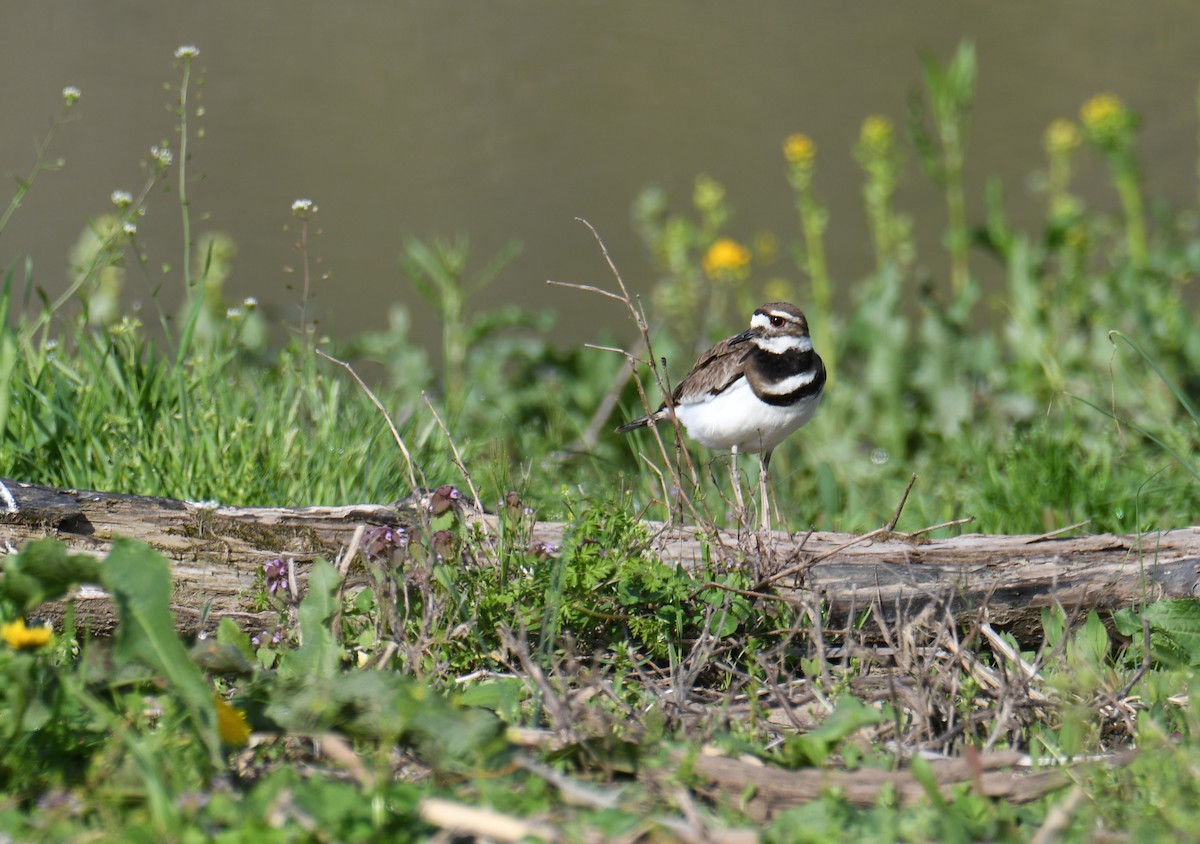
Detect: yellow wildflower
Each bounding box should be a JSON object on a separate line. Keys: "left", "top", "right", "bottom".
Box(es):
{"left": 1080, "top": 94, "right": 1123, "bottom": 130}
{"left": 859, "top": 115, "right": 894, "bottom": 154}
{"left": 214, "top": 695, "right": 252, "bottom": 747}
{"left": 703, "top": 239, "right": 752, "bottom": 281}
{"left": 1043, "top": 118, "right": 1081, "bottom": 155}
{"left": 1, "top": 619, "right": 53, "bottom": 650}
{"left": 1080, "top": 93, "right": 1134, "bottom": 149}
{"left": 783, "top": 133, "right": 817, "bottom": 166}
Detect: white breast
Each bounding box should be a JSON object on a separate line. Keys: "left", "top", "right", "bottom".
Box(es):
{"left": 674, "top": 376, "right": 822, "bottom": 454}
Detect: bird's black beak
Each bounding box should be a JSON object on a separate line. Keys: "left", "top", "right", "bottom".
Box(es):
{"left": 729, "top": 328, "right": 757, "bottom": 346}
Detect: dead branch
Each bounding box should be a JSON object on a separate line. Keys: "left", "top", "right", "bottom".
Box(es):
{"left": 0, "top": 478, "right": 1196, "bottom": 644}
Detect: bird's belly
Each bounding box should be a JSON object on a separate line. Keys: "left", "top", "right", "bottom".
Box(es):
{"left": 675, "top": 379, "right": 822, "bottom": 454}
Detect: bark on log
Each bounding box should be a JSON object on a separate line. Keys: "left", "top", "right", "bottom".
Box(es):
{"left": 0, "top": 478, "right": 1196, "bottom": 642}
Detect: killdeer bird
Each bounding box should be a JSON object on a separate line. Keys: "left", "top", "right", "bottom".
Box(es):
{"left": 616, "top": 302, "right": 826, "bottom": 530}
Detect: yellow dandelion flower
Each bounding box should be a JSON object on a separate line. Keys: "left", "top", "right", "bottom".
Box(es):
{"left": 783, "top": 133, "right": 817, "bottom": 166}
{"left": 1080, "top": 93, "right": 1123, "bottom": 130}
{"left": 1, "top": 619, "right": 53, "bottom": 650}
{"left": 1044, "top": 119, "right": 1081, "bottom": 155}
{"left": 1080, "top": 93, "right": 1134, "bottom": 149}
{"left": 860, "top": 115, "right": 894, "bottom": 153}
{"left": 214, "top": 695, "right": 252, "bottom": 747}
{"left": 703, "top": 238, "right": 752, "bottom": 281}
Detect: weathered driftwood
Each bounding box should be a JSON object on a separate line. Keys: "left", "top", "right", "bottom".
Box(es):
{"left": 0, "top": 478, "right": 1197, "bottom": 641}
{"left": 677, "top": 748, "right": 1086, "bottom": 818}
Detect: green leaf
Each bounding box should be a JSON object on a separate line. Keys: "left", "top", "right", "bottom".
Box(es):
{"left": 776, "top": 695, "right": 884, "bottom": 768}
{"left": 1042, "top": 605, "right": 1066, "bottom": 648}
{"left": 910, "top": 755, "right": 947, "bottom": 807}
{"left": 278, "top": 559, "right": 341, "bottom": 683}
{"left": 0, "top": 323, "right": 16, "bottom": 443}
{"left": 216, "top": 615, "right": 255, "bottom": 663}
{"left": 100, "top": 538, "right": 222, "bottom": 768}
{"left": 1113, "top": 607, "right": 1144, "bottom": 638}
{"left": 1140, "top": 600, "right": 1200, "bottom": 666}
{"left": 0, "top": 536, "right": 103, "bottom": 612}
{"left": 191, "top": 637, "right": 254, "bottom": 675}
{"left": 1076, "top": 610, "right": 1111, "bottom": 664}
{"left": 455, "top": 676, "right": 525, "bottom": 717}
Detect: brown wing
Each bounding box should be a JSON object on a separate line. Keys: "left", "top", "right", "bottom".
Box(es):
{"left": 670, "top": 335, "right": 751, "bottom": 406}
{"left": 615, "top": 333, "right": 750, "bottom": 433}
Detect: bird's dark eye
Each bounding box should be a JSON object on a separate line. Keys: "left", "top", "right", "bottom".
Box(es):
{"left": 770, "top": 315, "right": 785, "bottom": 327}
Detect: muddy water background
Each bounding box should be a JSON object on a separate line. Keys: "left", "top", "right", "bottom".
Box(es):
{"left": 2, "top": 2, "right": 1198, "bottom": 353}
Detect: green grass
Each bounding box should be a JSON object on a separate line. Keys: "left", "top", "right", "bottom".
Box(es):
{"left": 1, "top": 41, "right": 1200, "bottom": 840}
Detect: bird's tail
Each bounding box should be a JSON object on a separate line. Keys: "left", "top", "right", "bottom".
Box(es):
{"left": 615, "top": 416, "right": 651, "bottom": 434}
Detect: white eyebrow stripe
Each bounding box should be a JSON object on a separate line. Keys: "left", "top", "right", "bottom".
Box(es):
{"left": 753, "top": 334, "right": 812, "bottom": 354}
{"left": 759, "top": 368, "right": 818, "bottom": 395}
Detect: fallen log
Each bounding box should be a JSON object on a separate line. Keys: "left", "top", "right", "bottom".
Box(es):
{"left": 0, "top": 478, "right": 1196, "bottom": 642}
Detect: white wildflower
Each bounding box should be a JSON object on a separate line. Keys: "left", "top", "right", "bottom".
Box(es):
{"left": 150, "top": 146, "right": 173, "bottom": 167}
{"left": 174, "top": 45, "right": 200, "bottom": 59}
{"left": 291, "top": 199, "right": 317, "bottom": 216}
{"left": 111, "top": 190, "right": 133, "bottom": 209}
{"left": 242, "top": 297, "right": 258, "bottom": 310}
{"left": 62, "top": 86, "right": 82, "bottom": 105}
{"left": 123, "top": 222, "right": 138, "bottom": 236}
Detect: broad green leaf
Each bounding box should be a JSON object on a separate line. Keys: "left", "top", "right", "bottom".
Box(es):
{"left": 278, "top": 559, "right": 341, "bottom": 683}
{"left": 1112, "top": 607, "right": 1140, "bottom": 638}
{"left": 191, "top": 637, "right": 254, "bottom": 675}
{"left": 0, "top": 536, "right": 103, "bottom": 612}
{"left": 216, "top": 615, "right": 255, "bottom": 663}
{"left": 1137, "top": 600, "right": 1200, "bottom": 666}
{"left": 1076, "top": 611, "right": 1110, "bottom": 664}
{"left": 910, "top": 755, "right": 947, "bottom": 807}
{"left": 1042, "top": 605, "right": 1066, "bottom": 648}
{"left": 100, "top": 538, "right": 222, "bottom": 768}
{"left": 777, "top": 695, "right": 884, "bottom": 768}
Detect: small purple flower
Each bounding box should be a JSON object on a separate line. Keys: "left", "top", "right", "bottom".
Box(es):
{"left": 529, "top": 542, "right": 558, "bottom": 561}
{"left": 263, "top": 558, "right": 288, "bottom": 595}
{"left": 251, "top": 627, "right": 282, "bottom": 647}
{"left": 429, "top": 484, "right": 462, "bottom": 516}
{"left": 363, "top": 525, "right": 408, "bottom": 561}
{"left": 430, "top": 529, "right": 456, "bottom": 561}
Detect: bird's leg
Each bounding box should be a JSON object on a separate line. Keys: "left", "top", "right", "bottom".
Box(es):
{"left": 729, "top": 445, "right": 746, "bottom": 522}
{"left": 758, "top": 450, "right": 773, "bottom": 533}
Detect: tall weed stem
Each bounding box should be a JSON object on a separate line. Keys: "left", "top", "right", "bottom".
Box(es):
{"left": 911, "top": 41, "right": 976, "bottom": 297}
{"left": 0, "top": 88, "right": 80, "bottom": 240}
{"left": 1081, "top": 92, "right": 1147, "bottom": 267}
{"left": 783, "top": 134, "right": 834, "bottom": 373}
{"left": 172, "top": 46, "right": 203, "bottom": 359}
